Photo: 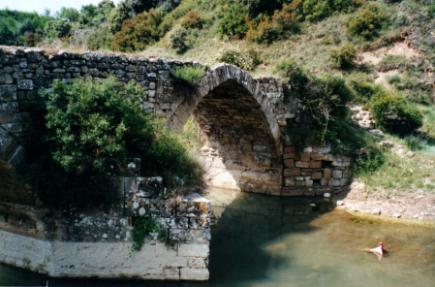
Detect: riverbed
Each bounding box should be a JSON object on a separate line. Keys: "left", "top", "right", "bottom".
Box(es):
{"left": 1, "top": 188, "right": 434, "bottom": 286}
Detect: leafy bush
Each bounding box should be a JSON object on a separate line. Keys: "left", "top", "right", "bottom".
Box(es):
{"left": 43, "top": 77, "right": 147, "bottom": 174}
{"left": 0, "top": 24, "right": 15, "bottom": 45}
{"left": 181, "top": 10, "right": 204, "bottom": 29}
{"left": 45, "top": 19, "right": 72, "bottom": 39}
{"left": 218, "top": 2, "right": 249, "bottom": 39}
{"left": 329, "top": 43, "right": 357, "bottom": 69}
{"left": 387, "top": 74, "right": 401, "bottom": 84}
{"left": 284, "top": 0, "right": 359, "bottom": 22}
{"left": 429, "top": 4, "right": 435, "bottom": 18}
{"left": 354, "top": 144, "right": 385, "bottom": 174}
{"left": 349, "top": 79, "right": 382, "bottom": 104}
{"left": 42, "top": 77, "right": 201, "bottom": 189}
{"left": 389, "top": 72, "right": 433, "bottom": 105}
{"left": 87, "top": 25, "right": 114, "bottom": 50}
{"left": 275, "top": 60, "right": 310, "bottom": 99}
{"left": 241, "top": 0, "right": 285, "bottom": 17}
{"left": 371, "top": 92, "right": 423, "bottom": 135}
{"left": 246, "top": 6, "right": 299, "bottom": 43}
{"left": 218, "top": 49, "right": 261, "bottom": 71}
{"left": 0, "top": 9, "right": 50, "bottom": 45}
{"left": 170, "top": 27, "right": 191, "bottom": 54}
{"left": 112, "top": 9, "right": 163, "bottom": 52}
{"left": 276, "top": 60, "right": 355, "bottom": 151}
{"left": 347, "top": 3, "right": 387, "bottom": 40}
{"left": 173, "top": 66, "right": 206, "bottom": 85}
{"left": 404, "top": 135, "right": 424, "bottom": 151}
{"left": 132, "top": 216, "right": 160, "bottom": 251}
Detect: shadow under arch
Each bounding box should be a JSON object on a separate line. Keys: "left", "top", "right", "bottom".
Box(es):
{"left": 170, "top": 65, "right": 283, "bottom": 194}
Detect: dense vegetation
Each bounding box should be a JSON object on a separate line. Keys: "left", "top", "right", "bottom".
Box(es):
{"left": 0, "top": 0, "right": 433, "bottom": 199}
{"left": 10, "top": 77, "right": 201, "bottom": 209}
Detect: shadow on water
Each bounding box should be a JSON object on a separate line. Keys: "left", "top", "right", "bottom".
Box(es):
{"left": 208, "top": 192, "right": 335, "bottom": 286}
{"left": 0, "top": 191, "right": 335, "bottom": 287}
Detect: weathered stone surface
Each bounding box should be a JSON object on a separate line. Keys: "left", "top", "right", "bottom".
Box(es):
{"left": 0, "top": 46, "right": 352, "bottom": 200}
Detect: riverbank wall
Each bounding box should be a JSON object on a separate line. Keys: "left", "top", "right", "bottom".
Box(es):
{"left": 0, "top": 177, "right": 210, "bottom": 281}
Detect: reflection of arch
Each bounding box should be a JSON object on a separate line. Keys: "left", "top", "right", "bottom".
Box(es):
{"left": 171, "top": 65, "right": 282, "bottom": 194}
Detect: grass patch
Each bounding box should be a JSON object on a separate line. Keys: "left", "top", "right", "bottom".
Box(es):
{"left": 173, "top": 65, "right": 206, "bottom": 85}
{"left": 356, "top": 148, "right": 435, "bottom": 196}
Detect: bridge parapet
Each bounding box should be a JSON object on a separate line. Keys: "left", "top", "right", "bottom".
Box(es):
{"left": 0, "top": 46, "right": 350, "bottom": 197}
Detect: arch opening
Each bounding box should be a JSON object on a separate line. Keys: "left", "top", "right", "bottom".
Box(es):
{"left": 190, "top": 80, "right": 282, "bottom": 194}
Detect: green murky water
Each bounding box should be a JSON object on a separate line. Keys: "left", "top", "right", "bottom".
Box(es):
{"left": 1, "top": 189, "right": 434, "bottom": 287}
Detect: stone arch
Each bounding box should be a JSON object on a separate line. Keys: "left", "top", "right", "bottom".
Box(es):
{"left": 170, "top": 64, "right": 282, "bottom": 144}
{"left": 170, "top": 65, "right": 283, "bottom": 194}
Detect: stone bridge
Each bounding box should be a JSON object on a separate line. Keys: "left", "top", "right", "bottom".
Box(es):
{"left": 0, "top": 46, "right": 350, "bottom": 197}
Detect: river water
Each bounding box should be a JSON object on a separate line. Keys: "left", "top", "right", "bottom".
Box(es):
{"left": 1, "top": 188, "right": 434, "bottom": 287}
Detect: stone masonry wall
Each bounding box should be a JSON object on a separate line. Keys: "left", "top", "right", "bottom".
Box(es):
{"left": 281, "top": 144, "right": 351, "bottom": 196}
{"left": 0, "top": 177, "right": 210, "bottom": 280}
{"left": 0, "top": 46, "right": 351, "bottom": 197}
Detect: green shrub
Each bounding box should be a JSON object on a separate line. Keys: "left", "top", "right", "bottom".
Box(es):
{"left": 348, "top": 77, "right": 382, "bottom": 104}
{"left": 371, "top": 92, "right": 423, "bottom": 135}
{"left": 404, "top": 135, "right": 424, "bottom": 151}
{"left": 275, "top": 60, "right": 310, "bottom": 99}
{"left": 347, "top": 3, "right": 387, "bottom": 40}
{"left": 246, "top": 6, "right": 300, "bottom": 44}
{"left": 429, "top": 4, "right": 435, "bottom": 18}
{"left": 181, "top": 10, "right": 204, "bottom": 29}
{"left": 170, "top": 27, "right": 191, "bottom": 54}
{"left": 389, "top": 72, "right": 433, "bottom": 105}
{"left": 45, "top": 18, "right": 72, "bottom": 39}
{"left": 112, "top": 9, "right": 163, "bottom": 52}
{"left": 354, "top": 144, "right": 385, "bottom": 174}
{"left": 285, "top": 0, "right": 359, "bottom": 22}
{"left": 218, "top": 2, "right": 249, "bottom": 39}
{"left": 276, "top": 60, "right": 355, "bottom": 151}
{"left": 329, "top": 43, "right": 357, "bottom": 69}
{"left": 43, "top": 76, "right": 201, "bottom": 188}
{"left": 218, "top": 49, "right": 261, "bottom": 71}
{"left": 87, "top": 25, "right": 114, "bottom": 50}
{"left": 132, "top": 216, "right": 160, "bottom": 251}
{"left": 387, "top": 74, "right": 401, "bottom": 84}
{"left": 173, "top": 66, "right": 206, "bottom": 85}
{"left": 0, "top": 24, "right": 15, "bottom": 45}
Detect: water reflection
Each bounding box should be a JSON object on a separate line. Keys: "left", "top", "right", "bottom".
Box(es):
{"left": 1, "top": 189, "right": 434, "bottom": 287}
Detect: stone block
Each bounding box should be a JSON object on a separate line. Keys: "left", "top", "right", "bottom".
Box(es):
{"left": 300, "top": 152, "right": 311, "bottom": 162}
{"left": 180, "top": 268, "right": 209, "bottom": 281}
{"left": 284, "top": 159, "right": 294, "bottom": 168}
{"left": 284, "top": 168, "right": 300, "bottom": 177}
{"left": 17, "top": 80, "right": 33, "bottom": 90}
{"left": 323, "top": 168, "right": 332, "bottom": 179}
{"left": 311, "top": 152, "right": 325, "bottom": 161}
{"left": 309, "top": 160, "right": 321, "bottom": 168}
{"left": 312, "top": 172, "right": 322, "bottom": 180}
{"left": 329, "top": 179, "right": 341, "bottom": 187}
{"left": 284, "top": 178, "right": 295, "bottom": 187}
{"left": 0, "top": 85, "right": 17, "bottom": 101}
{"left": 283, "top": 151, "right": 296, "bottom": 159}
{"left": 177, "top": 244, "right": 209, "bottom": 257}
{"left": 333, "top": 170, "right": 343, "bottom": 179}
{"left": 295, "top": 161, "right": 310, "bottom": 168}
{"left": 321, "top": 178, "right": 329, "bottom": 186}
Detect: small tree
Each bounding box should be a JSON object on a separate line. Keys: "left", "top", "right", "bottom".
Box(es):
{"left": 330, "top": 43, "right": 357, "bottom": 69}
